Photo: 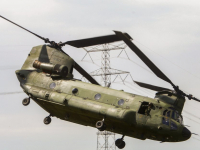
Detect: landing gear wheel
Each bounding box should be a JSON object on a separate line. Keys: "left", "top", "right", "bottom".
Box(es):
{"left": 22, "top": 97, "right": 30, "bottom": 106}
{"left": 44, "top": 116, "right": 51, "bottom": 125}
{"left": 115, "top": 139, "right": 126, "bottom": 149}
{"left": 96, "top": 121, "right": 106, "bottom": 131}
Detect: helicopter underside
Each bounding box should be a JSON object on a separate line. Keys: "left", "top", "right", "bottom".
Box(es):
{"left": 31, "top": 97, "right": 143, "bottom": 139}
{"left": 30, "top": 96, "right": 188, "bottom": 143}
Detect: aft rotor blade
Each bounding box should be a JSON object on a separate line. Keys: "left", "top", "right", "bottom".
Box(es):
{"left": 60, "top": 49, "right": 100, "bottom": 85}
{"left": 61, "top": 33, "right": 132, "bottom": 48}
{"left": 134, "top": 81, "right": 172, "bottom": 92}
{"left": 74, "top": 62, "right": 100, "bottom": 85}
{"left": 0, "top": 15, "right": 49, "bottom": 43}
{"left": 114, "top": 31, "right": 175, "bottom": 88}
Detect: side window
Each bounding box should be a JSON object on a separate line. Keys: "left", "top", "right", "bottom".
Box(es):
{"left": 118, "top": 99, "right": 125, "bottom": 106}
{"left": 72, "top": 88, "right": 78, "bottom": 94}
{"left": 94, "top": 93, "right": 101, "bottom": 100}
{"left": 50, "top": 82, "right": 56, "bottom": 89}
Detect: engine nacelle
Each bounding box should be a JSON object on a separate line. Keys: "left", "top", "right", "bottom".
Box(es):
{"left": 33, "top": 60, "right": 68, "bottom": 77}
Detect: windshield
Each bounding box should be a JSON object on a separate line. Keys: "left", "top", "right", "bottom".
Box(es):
{"left": 162, "top": 109, "right": 183, "bottom": 124}
{"left": 163, "top": 109, "right": 171, "bottom": 117}
{"left": 172, "top": 110, "right": 183, "bottom": 124}
{"left": 162, "top": 110, "right": 171, "bottom": 126}
{"left": 162, "top": 108, "right": 182, "bottom": 129}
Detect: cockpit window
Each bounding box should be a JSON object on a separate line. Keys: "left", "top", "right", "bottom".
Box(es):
{"left": 171, "top": 120, "right": 178, "bottom": 130}
{"left": 162, "top": 117, "right": 170, "bottom": 126}
{"left": 178, "top": 116, "right": 183, "bottom": 124}
{"left": 162, "top": 110, "right": 171, "bottom": 126}
{"left": 172, "top": 111, "right": 176, "bottom": 120}
{"left": 163, "top": 109, "right": 171, "bottom": 117}
{"left": 172, "top": 110, "right": 183, "bottom": 124}
{"left": 163, "top": 110, "right": 168, "bottom": 116}
{"left": 162, "top": 108, "right": 183, "bottom": 127}
{"left": 167, "top": 111, "right": 171, "bottom": 117}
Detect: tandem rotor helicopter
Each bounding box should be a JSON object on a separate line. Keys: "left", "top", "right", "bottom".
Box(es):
{"left": 1, "top": 15, "right": 199, "bottom": 149}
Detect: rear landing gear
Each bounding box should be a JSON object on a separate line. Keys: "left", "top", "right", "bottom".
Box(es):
{"left": 44, "top": 116, "right": 51, "bottom": 125}
{"left": 22, "top": 97, "right": 30, "bottom": 106}
{"left": 115, "top": 135, "right": 126, "bottom": 149}
{"left": 96, "top": 120, "right": 106, "bottom": 131}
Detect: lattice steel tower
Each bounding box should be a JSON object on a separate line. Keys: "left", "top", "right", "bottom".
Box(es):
{"left": 101, "top": 45, "right": 111, "bottom": 87}
{"left": 82, "top": 43, "right": 133, "bottom": 87}
{"left": 82, "top": 42, "right": 133, "bottom": 150}
{"left": 97, "top": 131, "right": 116, "bottom": 150}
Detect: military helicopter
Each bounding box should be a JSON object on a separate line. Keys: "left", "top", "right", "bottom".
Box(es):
{"left": 1, "top": 15, "right": 199, "bottom": 149}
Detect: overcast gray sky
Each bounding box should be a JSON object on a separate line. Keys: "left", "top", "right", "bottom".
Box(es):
{"left": 1, "top": 0, "right": 200, "bottom": 150}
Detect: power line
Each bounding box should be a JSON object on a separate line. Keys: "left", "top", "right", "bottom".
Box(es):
{"left": 134, "top": 40, "right": 200, "bottom": 81}
{"left": 0, "top": 91, "right": 23, "bottom": 95}
{"left": 111, "top": 56, "right": 152, "bottom": 74}
{"left": 192, "top": 137, "right": 200, "bottom": 141}
{"left": 0, "top": 66, "right": 19, "bottom": 70}
{"left": 183, "top": 115, "right": 200, "bottom": 125}
{"left": 183, "top": 110, "right": 200, "bottom": 120}
{"left": 0, "top": 45, "right": 32, "bottom": 47}
{"left": 124, "top": 81, "right": 155, "bottom": 97}
{"left": 187, "top": 103, "right": 200, "bottom": 111}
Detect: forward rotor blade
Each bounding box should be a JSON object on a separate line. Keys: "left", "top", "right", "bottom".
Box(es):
{"left": 114, "top": 31, "right": 200, "bottom": 102}
{"left": 193, "top": 97, "right": 200, "bottom": 102}
{"left": 74, "top": 62, "right": 100, "bottom": 85}
{"left": 0, "top": 15, "right": 49, "bottom": 43}
{"left": 134, "top": 81, "right": 172, "bottom": 92}
{"left": 186, "top": 94, "right": 200, "bottom": 102}
{"left": 114, "top": 31, "right": 175, "bottom": 88}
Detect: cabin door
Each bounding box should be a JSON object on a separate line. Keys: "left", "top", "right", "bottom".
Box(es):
{"left": 136, "top": 102, "right": 150, "bottom": 125}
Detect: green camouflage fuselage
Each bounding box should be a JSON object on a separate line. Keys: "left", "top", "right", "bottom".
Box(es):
{"left": 15, "top": 45, "right": 191, "bottom": 142}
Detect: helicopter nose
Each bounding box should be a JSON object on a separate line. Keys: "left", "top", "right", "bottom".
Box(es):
{"left": 15, "top": 70, "right": 20, "bottom": 75}
{"left": 182, "top": 127, "right": 191, "bottom": 139}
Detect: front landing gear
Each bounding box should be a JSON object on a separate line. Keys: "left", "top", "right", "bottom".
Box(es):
{"left": 115, "top": 135, "right": 126, "bottom": 149}
{"left": 22, "top": 97, "right": 30, "bottom": 106}
{"left": 44, "top": 116, "right": 51, "bottom": 125}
